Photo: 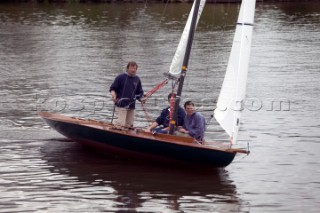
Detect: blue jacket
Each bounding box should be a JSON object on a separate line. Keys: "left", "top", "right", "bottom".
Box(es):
{"left": 156, "top": 106, "right": 186, "bottom": 128}
{"left": 183, "top": 112, "right": 206, "bottom": 140}
{"left": 109, "top": 73, "right": 144, "bottom": 109}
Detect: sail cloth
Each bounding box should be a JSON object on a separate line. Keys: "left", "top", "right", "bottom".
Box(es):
{"left": 169, "top": 0, "right": 206, "bottom": 76}
{"left": 214, "top": 0, "right": 256, "bottom": 144}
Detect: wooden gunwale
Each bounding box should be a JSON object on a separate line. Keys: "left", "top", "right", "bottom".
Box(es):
{"left": 39, "top": 111, "right": 248, "bottom": 154}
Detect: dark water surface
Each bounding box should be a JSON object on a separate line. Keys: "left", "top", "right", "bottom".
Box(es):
{"left": 1, "top": 2, "right": 320, "bottom": 212}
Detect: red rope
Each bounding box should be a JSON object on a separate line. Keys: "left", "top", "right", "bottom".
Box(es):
{"left": 169, "top": 93, "right": 175, "bottom": 122}
{"left": 141, "top": 102, "right": 154, "bottom": 124}
{"left": 140, "top": 79, "right": 169, "bottom": 123}
{"left": 144, "top": 79, "right": 168, "bottom": 99}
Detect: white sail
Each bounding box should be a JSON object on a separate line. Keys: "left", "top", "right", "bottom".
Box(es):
{"left": 214, "top": 0, "right": 256, "bottom": 143}
{"left": 169, "top": 0, "right": 206, "bottom": 76}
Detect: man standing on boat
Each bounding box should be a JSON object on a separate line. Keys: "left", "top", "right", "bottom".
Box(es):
{"left": 110, "top": 61, "right": 145, "bottom": 127}
{"left": 178, "top": 101, "right": 206, "bottom": 142}
{"left": 146, "top": 93, "right": 186, "bottom": 134}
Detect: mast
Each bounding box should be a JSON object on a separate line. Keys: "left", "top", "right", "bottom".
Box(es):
{"left": 169, "top": 0, "right": 202, "bottom": 135}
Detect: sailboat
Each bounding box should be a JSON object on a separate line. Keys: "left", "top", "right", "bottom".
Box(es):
{"left": 39, "top": 0, "right": 256, "bottom": 168}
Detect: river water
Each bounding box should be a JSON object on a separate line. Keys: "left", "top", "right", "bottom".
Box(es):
{"left": 1, "top": 2, "right": 320, "bottom": 212}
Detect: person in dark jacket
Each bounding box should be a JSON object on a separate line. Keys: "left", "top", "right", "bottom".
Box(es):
{"left": 110, "top": 61, "right": 145, "bottom": 127}
{"left": 146, "top": 93, "right": 186, "bottom": 134}
{"left": 178, "top": 101, "right": 206, "bottom": 142}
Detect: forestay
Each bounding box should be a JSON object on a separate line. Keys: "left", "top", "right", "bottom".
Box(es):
{"left": 214, "top": 0, "right": 256, "bottom": 144}
{"left": 169, "top": 0, "right": 206, "bottom": 76}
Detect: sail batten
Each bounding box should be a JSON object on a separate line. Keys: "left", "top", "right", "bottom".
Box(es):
{"left": 214, "top": 0, "right": 256, "bottom": 144}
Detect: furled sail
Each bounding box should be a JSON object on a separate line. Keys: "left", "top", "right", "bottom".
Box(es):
{"left": 214, "top": 0, "right": 256, "bottom": 143}
{"left": 169, "top": 0, "right": 206, "bottom": 76}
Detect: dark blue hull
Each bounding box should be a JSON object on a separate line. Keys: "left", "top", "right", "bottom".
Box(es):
{"left": 40, "top": 112, "right": 240, "bottom": 168}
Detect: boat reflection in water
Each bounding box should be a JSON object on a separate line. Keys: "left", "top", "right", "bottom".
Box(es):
{"left": 41, "top": 140, "right": 245, "bottom": 212}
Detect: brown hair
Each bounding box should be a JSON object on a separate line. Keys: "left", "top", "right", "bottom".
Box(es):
{"left": 126, "top": 61, "right": 138, "bottom": 69}
{"left": 167, "top": 93, "right": 176, "bottom": 101}
{"left": 184, "top": 100, "right": 194, "bottom": 109}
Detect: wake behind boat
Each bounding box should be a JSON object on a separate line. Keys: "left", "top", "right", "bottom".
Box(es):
{"left": 39, "top": 0, "right": 256, "bottom": 168}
